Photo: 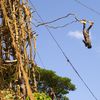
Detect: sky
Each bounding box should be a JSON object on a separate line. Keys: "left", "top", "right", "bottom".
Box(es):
{"left": 29, "top": 0, "right": 100, "bottom": 100}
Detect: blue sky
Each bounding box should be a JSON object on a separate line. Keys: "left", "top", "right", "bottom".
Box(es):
{"left": 30, "top": 0, "right": 100, "bottom": 100}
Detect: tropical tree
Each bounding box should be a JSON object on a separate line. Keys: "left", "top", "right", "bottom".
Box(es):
{"left": 35, "top": 66, "right": 76, "bottom": 100}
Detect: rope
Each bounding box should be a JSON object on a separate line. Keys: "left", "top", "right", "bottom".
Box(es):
{"left": 74, "top": 0, "right": 100, "bottom": 16}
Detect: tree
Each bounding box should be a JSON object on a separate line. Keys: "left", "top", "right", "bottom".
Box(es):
{"left": 35, "top": 66, "right": 76, "bottom": 100}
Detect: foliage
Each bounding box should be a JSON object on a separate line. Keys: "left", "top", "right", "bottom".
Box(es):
{"left": 0, "top": 89, "right": 20, "bottom": 100}
{"left": 26, "top": 93, "right": 52, "bottom": 100}
{"left": 35, "top": 66, "right": 76, "bottom": 99}
{"left": 0, "top": 90, "right": 51, "bottom": 100}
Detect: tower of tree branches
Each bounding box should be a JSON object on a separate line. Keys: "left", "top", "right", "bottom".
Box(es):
{"left": 0, "top": 0, "right": 37, "bottom": 99}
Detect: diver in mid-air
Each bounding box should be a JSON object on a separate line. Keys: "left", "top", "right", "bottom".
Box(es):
{"left": 80, "top": 19, "right": 94, "bottom": 49}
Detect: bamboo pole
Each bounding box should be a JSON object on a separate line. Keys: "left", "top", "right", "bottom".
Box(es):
{"left": 23, "top": 1, "right": 38, "bottom": 92}
{"left": 0, "top": 36, "right": 2, "bottom": 64}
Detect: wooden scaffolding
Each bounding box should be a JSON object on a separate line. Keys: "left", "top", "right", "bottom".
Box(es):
{"left": 0, "top": 0, "right": 37, "bottom": 99}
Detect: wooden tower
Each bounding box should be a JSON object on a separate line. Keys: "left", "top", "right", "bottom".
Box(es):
{"left": 0, "top": 0, "right": 37, "bottom": 99}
